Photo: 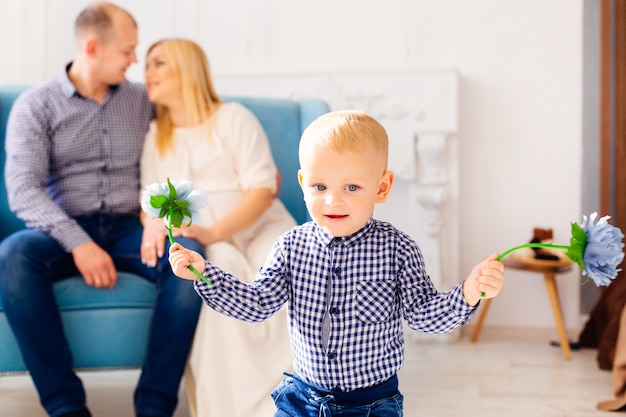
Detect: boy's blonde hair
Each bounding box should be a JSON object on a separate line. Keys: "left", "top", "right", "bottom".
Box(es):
{"left": 299, "top": 110, "right": 389, "bottom": 169}
{"left": 147, "top": 38, "right": 221, "bottom": 156}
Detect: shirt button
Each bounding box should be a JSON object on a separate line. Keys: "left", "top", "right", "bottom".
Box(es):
{"left": 330, "top": 307, "right": 339, "bottom": 315}
{"left": 328, "top": 351, "right": 337, "bottom": 359}
{"left": 333, "top": 267, "right": 341, "bottom": 275}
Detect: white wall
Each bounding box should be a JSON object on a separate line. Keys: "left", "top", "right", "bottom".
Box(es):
{"left": 0, "top": 0, "right": 586, "bottom": 333}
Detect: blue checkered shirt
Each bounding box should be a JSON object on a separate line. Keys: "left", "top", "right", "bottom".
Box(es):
{"left": 4, "top": 66, "right": 153, "bottom": 251}
{"left": 195, "top": 218, "right": 477, "bottom": 391}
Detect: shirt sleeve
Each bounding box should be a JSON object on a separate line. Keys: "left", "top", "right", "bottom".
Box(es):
{"left": 4, "top": 92, "right": 91, "bottom": 251}
{"left": 193, "top": 235, "right": 290, "bottom": 321}
{"left": 218, "top": 103, "right": 278, "bottom": 194}
{"left": 398, "top": 235, "right": 477, "bottom": 333}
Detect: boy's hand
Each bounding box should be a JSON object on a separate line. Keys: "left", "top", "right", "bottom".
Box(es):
{"left": 463, "top": 252, "right": 505, "bottom": 306}
{"left": 169, "top": 242, "right": 207, "bottom": 281}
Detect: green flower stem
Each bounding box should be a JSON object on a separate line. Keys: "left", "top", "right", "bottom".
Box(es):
{"left": 479, "top": 242, "right": 571, "bottom": 298}
{"left": 168, "top": 209, "right": 213, "bottom": 286}
{"left": 496, "top": 242, "right": 570, "bottom": 261}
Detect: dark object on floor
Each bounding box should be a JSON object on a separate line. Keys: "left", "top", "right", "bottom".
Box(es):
{"left": 59, "top": 410, "right": 92, "bottom": 417}
{"left": 550, "top": 340, "right": 581, "bottom": 350}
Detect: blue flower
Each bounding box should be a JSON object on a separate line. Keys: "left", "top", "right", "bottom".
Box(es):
{"left": 496, "top": 212, "right": 625, "bottom": 293}
{"left": 140, "top": 177, "right": 211, "bottom": 285}
{"left": 140, "top": 182, "right": 168, "bottom": 219}
{"left": 579, "top": 212, "right": 625, "bottom": 286}
{"left": 141, "top": 178, "right": 208, "bottom": 228}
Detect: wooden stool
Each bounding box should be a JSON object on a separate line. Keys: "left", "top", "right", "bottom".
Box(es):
{"left": 470, "top": 258, "right": 574, "bottom": 359}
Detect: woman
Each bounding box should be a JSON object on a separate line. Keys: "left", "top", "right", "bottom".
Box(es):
{"left": 140, "top": 38, "right": 294, "bottom": 417}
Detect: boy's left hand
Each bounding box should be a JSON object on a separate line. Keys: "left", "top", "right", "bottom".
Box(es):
{"left": 463, "top": 252, "right": 505, "bottom": 307}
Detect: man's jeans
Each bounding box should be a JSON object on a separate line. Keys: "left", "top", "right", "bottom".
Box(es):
{"left": 0, "top": 215, "right": 204, "bottom": 417}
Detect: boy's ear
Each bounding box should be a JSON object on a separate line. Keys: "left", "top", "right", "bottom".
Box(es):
{"left": 297, "top": 170, "right": 304, "bottom": 188}
{"left": 376, "top": 171, "right": 394, "bottom": 203}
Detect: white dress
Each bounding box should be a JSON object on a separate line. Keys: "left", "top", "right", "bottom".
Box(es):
{"left": 141, "top": 102, "right": 295, "bottom": 417}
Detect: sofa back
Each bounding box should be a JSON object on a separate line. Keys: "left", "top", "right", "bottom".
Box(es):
{"left": 0, "top": 86, "right": 329, "bottom": 240}
{"left": 223, "top": 95, "right": 328, "bottom": 224}
{"left": 0, "top": 86, "right": 28, "bottom": 241}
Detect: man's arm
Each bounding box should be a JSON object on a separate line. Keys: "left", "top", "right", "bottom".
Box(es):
{"left": 5, "top": 90, "right": 118, "bottom": 288}
{"left": 4, "top": 92, "right": 92, "bottom": 252}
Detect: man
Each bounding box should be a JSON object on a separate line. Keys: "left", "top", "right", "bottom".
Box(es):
{"left": 0, "top": 3, "right": 204, "bottom": 417}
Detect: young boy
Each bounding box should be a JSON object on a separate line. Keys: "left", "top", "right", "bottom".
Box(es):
{"left": 169, "top": 110, "right": 505, "bottom": 417}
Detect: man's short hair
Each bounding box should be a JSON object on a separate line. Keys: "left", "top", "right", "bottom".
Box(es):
{"left": 74, "top": 2, "right": 136, "bottom": 43}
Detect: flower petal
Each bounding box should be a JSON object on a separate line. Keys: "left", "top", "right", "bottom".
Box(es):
{"left": 581, "top": 212, "right": 625, "bottom": 286}
{"left": 141, "top": 182, "right": 169, "bottom": 219}
{"left": 140, "top": 178, "right": 209, "bottom": 226}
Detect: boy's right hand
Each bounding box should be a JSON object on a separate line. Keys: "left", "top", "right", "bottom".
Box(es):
{"left": 168, "top": 242, "right": 207, "bottom": 281}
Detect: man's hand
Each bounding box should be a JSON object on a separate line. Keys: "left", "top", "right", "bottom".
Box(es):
{"left": 72, "top": 242, "right": 118, "bottom": 289}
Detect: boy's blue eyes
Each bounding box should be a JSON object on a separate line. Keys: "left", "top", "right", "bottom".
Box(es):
{"left": 312, "top": 185, "right": 359, "bottom": 191}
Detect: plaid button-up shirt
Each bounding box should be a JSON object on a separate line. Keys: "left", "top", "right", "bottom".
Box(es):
{"left": 195, "top": 218, "right": 477, "bottom": 391}
{"left": 4, "top": 65, "right": 153, "bottom": 251}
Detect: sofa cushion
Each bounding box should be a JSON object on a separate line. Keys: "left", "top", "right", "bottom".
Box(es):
{"left": 0, "top": 272, "right": 156, "bottom": 372}
{"left": 0, "top": 272, "right": 156, "bottom": 312}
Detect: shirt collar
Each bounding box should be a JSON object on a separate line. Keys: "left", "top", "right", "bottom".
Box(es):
{"left": 59, "top": 62, "right": 120, "bottom": 99}
{"left": 314, "top": 218, "right": 375, "bottom": 248}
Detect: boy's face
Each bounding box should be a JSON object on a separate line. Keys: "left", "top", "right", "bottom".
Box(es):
{"left": 298, "top": 145, "right": 394, "bottom": 237}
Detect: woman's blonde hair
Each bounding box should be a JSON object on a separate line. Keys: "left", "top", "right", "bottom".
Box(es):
{"left": 299, "top": 110, "right": 389, "bottom": 170}
{"left": 147, "top": 38, "right": 221, "bottom": 155}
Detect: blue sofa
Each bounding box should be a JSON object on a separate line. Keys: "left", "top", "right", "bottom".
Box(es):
{"left": 0, "top": 85, "right": 328, "bottom": 374}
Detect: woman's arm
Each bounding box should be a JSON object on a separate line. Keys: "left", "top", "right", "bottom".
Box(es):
{"left": 177, "top": 103, "right": 280, "bottom": 247}
{"left": 176, "top": 187, "right": 273, "bottom": 247}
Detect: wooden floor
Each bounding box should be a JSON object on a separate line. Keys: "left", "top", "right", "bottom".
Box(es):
{"left": 0, "top": 326, "right": 616, "bottom": 417}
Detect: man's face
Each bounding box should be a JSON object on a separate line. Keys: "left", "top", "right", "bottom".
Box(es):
{"left": 93, "top": 12, "right": 138, "bottom": 85}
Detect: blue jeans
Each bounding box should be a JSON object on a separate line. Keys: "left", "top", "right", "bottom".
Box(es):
{"left": 271, "top": 373, "right": 404, "bottom": 417}
{"left": 0, "top": 215, "right": 204, "bottom": 417}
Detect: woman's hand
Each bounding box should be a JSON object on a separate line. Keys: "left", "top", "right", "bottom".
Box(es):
{"left": 170, "top": 187, "right": 275, "bottom": 248}
{"left": 141, "top": 217, "right": 168, "bottom": 267}
{"left": 173, "top": 224, "right": 218, "bottom": 247}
